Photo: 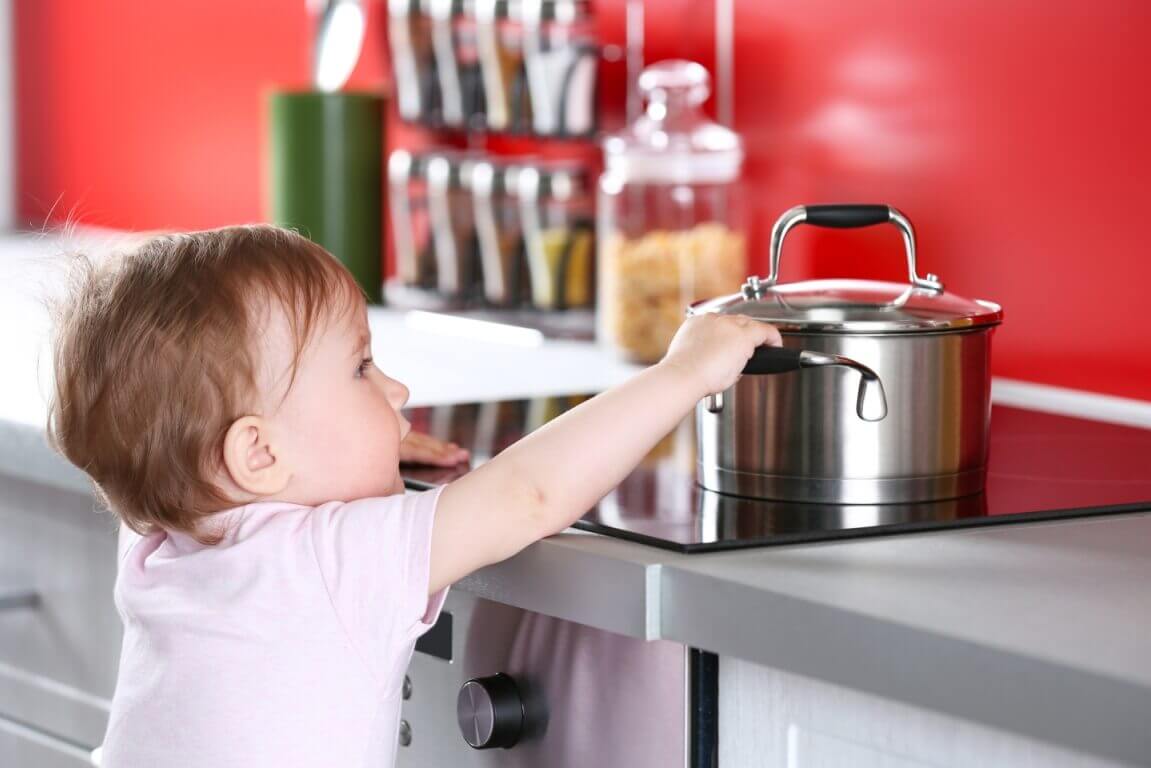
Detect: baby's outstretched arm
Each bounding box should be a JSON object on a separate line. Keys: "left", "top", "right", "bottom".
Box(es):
{"left": 428, "top": 314, "right": 780, "bottom": 593}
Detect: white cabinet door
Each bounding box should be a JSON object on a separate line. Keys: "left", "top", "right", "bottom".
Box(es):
{"left": 719, "top": 658, "right": 1129, "bottom": 768}
{"left": 0, "top": 473, "right": 119, "bottom": 749}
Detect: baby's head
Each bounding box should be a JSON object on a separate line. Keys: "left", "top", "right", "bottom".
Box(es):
{"left": 48, "top": 224, "right": 411, "bottom": 542}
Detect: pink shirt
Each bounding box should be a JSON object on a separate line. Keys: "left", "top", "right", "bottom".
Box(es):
{"left": 101, "top": 487, "right": 447, "bottom": 768}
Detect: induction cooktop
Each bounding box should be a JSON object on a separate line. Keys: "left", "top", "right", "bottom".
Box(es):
{"left": 401, "top": 396, "right": 1151, "bottom": 553}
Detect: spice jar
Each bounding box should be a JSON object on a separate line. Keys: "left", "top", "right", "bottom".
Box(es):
{"left": 388, "top": 0, "right": 437, "bottom": 123}
{"left": 472, "top": 159, "right": 528, "bottom": 306}
{"left": 426, "top": 152, "right": 481, "bottom": 299}
{"left": 427, "top": 0, "right": 474, "bottom": 128}
{"left": 387, "top": 149, "right": 436, "bottom": 289}
{"left": 518, "top": 162, "right": 595, "bottom": 310}
{"left": 522, "top": 0, "right": 598, "bottom": 136}
{"left": 597, "top": 59, "right": 746, "bottom": 363}
{"left": 474, "top": 0, "right": 527, "bottom": 132}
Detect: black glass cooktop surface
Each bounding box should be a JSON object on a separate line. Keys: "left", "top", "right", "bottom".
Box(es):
{"left": 402, "top": 396, "right": 1151, "bottom": 553}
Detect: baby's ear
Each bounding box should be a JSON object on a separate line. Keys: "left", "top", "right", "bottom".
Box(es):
{"left": 221, "top": 415, "right": 291, "bottom": 497}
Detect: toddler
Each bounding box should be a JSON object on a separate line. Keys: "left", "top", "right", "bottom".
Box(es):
{"left": 47, "top": 224, "right": 778, "bottom": 767}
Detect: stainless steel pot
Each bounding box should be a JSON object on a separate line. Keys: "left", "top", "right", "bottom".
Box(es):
{"left": 693, "top": 204, "right": 1003, "bottom": 504}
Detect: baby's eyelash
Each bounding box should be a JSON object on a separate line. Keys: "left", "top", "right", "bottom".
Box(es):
{"left": 356, "top": 357, "right": 373, "bottom": 377}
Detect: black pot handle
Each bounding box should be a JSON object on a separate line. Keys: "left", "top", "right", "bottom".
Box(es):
{"left": 706, "top": 346, "right": 801, "bottom": 413}
{"left": 804, "top": 204, "right": 890, "bottom": 228}
{"left": 741, "top": 345, "right": 802, "bottom": 375}
{"left": 708, "top": 346, "right": 888, "bottom": 421}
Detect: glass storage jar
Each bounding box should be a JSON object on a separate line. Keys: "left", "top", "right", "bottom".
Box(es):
{"left": 597, "top": 59, "right": 746, "bottom": 363}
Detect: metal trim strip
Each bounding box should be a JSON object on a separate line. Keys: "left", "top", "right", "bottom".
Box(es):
{"left": 992, "top": 378, "right": 1151, "bottom": 429}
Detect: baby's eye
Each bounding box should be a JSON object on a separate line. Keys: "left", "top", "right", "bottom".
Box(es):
{"left": 355, "top": 358, "right": 373, "bottom": 378}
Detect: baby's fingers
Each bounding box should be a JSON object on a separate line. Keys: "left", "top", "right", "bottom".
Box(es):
{"left": 753, "top": 321, "right": 783, "bottom": 347}
{"left": 399, "top": 431, "right": 471, "bottom": 467}
{"left": 730, "top": 316, "right": 780, "bottom": 348}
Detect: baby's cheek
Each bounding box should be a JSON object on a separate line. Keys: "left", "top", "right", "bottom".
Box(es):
{"left": 367, "top": 419, "right": 403, "bottom": 469}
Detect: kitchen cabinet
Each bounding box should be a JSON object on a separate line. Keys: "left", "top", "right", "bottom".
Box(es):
{"left": 719, "top": 658, "right": 1127, "bottom": 768}
{"left": 0, "top": 472, "right": 119, "bottom": 758}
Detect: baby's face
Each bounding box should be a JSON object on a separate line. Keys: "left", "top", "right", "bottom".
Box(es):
{"left": 259, "top": 303, "right": 411, "bottom": 504}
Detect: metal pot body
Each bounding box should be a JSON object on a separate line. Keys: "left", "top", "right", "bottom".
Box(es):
{"left": 693, "top": 204, "right": 1003, "bottom": 505}
{"left": 697, "top": 326, "right": 995, "bottom": 504}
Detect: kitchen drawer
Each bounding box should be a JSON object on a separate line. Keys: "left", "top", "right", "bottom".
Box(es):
{"left": 719, "top": 657, "right": 1130, "bottom": 768}
{"left": 0, "top": 471, "right": 120, "bottom": 749}
{"left": 0, "top": 713, "right": 96, "bottom": 768}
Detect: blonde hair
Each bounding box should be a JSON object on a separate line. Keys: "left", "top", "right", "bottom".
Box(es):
{"left": 47, "top": 224, "right": 364, "bottom": 541}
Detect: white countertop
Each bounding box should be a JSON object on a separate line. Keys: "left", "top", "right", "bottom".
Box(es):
{"left": 0, "top": 227, "right": 643, "bottom": 489}
{"left": 0, "top": 228, "right": 642, "bottom": 420}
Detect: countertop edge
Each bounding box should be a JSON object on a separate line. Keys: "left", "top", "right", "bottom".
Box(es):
{"left": 456, "top": 532, "right": 665, "bottom": 641}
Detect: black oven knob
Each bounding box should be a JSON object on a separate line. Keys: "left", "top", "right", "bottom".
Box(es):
{"left": 456, "top": 673, "right": 524, "bottom": 749}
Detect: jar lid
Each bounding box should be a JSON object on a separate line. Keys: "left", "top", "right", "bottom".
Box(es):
{"left": 517, "top": 162, "right": 590, "bottom": 202}
{"left": 692, "top": 278, "right": 1002, "bottom": 333}
{"left": 471, "top": 159, "right": 531, "bottom": 197}
{"left": 387, "top": 149, "right": 422, "bottom": 183}
{"left": 421, "top": 0, "right": 466, "bottom": 18}
{"left": 535, "top": 0, "right": 591, "bottom": 23}
{"left": 603, "top": 60, "right": 743, "bottom": 184}
{"left": 470, "top": 0, "right": 522, "bottom": 21}
{"left": 425, "top": 151, "right": 482, "bottom": 189}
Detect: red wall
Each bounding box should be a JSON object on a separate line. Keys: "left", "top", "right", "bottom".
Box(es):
{"left": 14, "top": 1, "right": 1151, "bottom": 401}
{"left": 15, "top": 1, "right": 310, "bottom": 229}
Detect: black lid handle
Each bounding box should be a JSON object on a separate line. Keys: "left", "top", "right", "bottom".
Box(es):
{"left": 804, "top": 204, "right": 891, "bottom": 228}
{"left": 745, "top": 204, "right": 944, "bottom": 298}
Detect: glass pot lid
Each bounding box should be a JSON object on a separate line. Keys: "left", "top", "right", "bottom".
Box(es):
{"left": 689, "top": 205, "right": 1003, "bottom": 333}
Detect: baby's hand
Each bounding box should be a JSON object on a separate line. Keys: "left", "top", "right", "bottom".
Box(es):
{"left": 399, "top": 431, "right": 471, "bottom": 467}
{"left": 659, "top": 313, "right": 782, "bottom": 395}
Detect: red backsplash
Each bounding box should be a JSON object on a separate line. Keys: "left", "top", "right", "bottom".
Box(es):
{"left": 14, "top": 0, "right": 1151, "bottom": 400}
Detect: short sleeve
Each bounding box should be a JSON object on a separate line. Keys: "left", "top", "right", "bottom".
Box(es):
{"left": 309, "top": 486, "right": 448, "bottom": 684}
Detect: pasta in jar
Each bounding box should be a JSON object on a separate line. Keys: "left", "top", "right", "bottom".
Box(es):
{"left": 600, "top": 223, "right": 745, "bottom": 362}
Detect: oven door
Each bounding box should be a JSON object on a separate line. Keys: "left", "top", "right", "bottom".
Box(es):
{"left": 398, "top": 591, "right": 689, "bottom": 767}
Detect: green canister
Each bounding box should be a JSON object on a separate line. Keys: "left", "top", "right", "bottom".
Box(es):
{"left": 266, "top": 90, "right": 385, "bottom": 303}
